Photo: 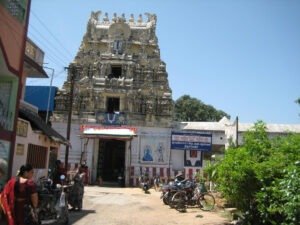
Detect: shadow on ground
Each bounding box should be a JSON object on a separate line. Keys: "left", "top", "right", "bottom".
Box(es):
{"left": 68, "top": 209, "right": 96, "bottom": 224}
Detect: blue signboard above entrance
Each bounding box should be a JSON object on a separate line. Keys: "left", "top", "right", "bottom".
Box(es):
{"left": 171, "top": 131, "right": 212, "bottom": 151}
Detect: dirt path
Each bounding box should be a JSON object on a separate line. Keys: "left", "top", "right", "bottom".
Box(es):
{"left": 69, "top": 186, "right": 231, "bottom": 225}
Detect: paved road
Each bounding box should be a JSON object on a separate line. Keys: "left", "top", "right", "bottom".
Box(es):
{"left": 69, "top": 186, "right": 230, "bottom": 225}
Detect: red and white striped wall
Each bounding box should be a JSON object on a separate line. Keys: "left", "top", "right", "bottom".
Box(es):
{"left": 129, "top": 166, "right": 202, "bottom": 186}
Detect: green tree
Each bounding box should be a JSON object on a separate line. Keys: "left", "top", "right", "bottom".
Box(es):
{"left": 174, "top": 95, "right": 230, "bottom": 121}
{"left": 210, "top": 121, "right": 300, "bottom": 224}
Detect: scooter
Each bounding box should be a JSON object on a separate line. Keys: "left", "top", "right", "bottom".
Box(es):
{"left": 37, "top": 174, "right": 70, "bottom": 225}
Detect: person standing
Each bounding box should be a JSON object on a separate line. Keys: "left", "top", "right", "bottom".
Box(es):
{"left": 153, "top": 175, "right": 161, "bottom": 191}
{"left": 0, "top": 164, "right": 38, "bottom": 225}
{"left": 52, "top": 160, "right": 66, "bottom": 186}
{"left": 68, "top": 166, "right": 85, "bottom": 211}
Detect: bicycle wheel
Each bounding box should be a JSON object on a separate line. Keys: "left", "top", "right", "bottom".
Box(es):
{"left": 197, "top": 193, "right": 215, "bottom": 211}
{"left": 171, "top": 191, "right": 186, "bottom": 212}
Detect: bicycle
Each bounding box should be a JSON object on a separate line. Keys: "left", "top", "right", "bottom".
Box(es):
{"left": 196, "top": 182, "right": 215, "bottom": 211}
{"left": 170, "top": 180, "right": 215, "bottom": 212}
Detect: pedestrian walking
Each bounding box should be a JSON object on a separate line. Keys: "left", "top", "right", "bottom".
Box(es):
{"left": 0, "top": 164, "right": 38, "bottom": 225}
{"left": 153, "top": 175, "right": 161, "bottom": 191}
{"left": 68, "top": 166, "right": 85, "bottom": 211}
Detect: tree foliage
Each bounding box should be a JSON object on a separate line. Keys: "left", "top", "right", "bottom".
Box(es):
{"left": 174, "top": 95, "right": 230, "bottom": 121}
{"left": 209, "top": 121, "right": 300, "bottom": 224}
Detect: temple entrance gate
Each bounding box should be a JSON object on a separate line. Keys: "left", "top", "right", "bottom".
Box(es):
{"left": 97, "top": 139, "right": 126, "bottom": 182}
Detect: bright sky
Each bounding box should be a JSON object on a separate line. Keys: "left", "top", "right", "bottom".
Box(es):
{"left": 26, "top": 0, "right": 300, "bottom": 124}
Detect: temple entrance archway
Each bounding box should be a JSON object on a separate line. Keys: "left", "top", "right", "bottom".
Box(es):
{"left": 97, "top": 139, "right": 125, "bottom": 182}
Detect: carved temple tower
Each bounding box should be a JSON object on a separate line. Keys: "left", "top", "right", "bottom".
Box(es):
{"left": 54, "top": 11, "right": 173, "bottom": 127}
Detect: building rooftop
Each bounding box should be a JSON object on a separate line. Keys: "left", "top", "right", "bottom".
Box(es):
{"left": 181, "top": 117, "right": 300, "bottom": 133}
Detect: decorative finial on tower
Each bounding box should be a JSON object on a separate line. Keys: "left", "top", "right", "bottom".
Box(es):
{"left": 129, "top": 14, "right": 134, "bottom": 23}
{"left": 137, "top": 14, "right": 143, "bottom": 23}
{"left": 145, "top": 12, "right": 151, "bottom": 22}
{"left": 121, "top": 13, "right": 126, "bottom": 22}
{"left": 103, "top": 12, "right": 109, "bottom": 23}
{"left": 112, "top": 13, "right": 117, "bottom": 22}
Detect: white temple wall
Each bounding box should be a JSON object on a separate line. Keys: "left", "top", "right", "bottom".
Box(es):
{"left": 52, "top": 122, "right": 83, "bottom": 167}
{"left": 170, "top": 150, "right": 184, "bottom": 171}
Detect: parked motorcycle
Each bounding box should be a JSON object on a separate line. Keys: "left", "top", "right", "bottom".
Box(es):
{"left": 169, "top": 179, "right": 197, "bottom": 211}
{"left": 160, "top": 174, "right": 187, "bottom": 206}
{"left": 170, "top": 179, "right": 215, "bottom": 212}
{"left": 138, "top": 173, "right": 150, "bottom": 193}
{"left": 37, "top": 174, "right": 70, "bottom": 225}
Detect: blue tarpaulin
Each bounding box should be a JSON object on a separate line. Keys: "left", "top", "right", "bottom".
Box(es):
{"left": 25, "top": 86, "right": 58, "bottom": 111}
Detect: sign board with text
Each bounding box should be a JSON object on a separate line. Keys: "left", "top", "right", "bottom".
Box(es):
{"left": 171, "top": 131, "right": 212, "bottom": 151}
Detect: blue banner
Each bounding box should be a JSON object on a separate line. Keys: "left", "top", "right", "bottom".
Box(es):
{"left": 171, "top": 131, "right": 212, "bottom": 151}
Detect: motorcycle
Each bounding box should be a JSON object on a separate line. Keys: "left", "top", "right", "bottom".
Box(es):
{"left": 160, "top": 174, "right": 187, "bottom": 206}
{"left": 161, "top": 181, "right": 179, "bottom": 205}
{"left": 170, "top": 179, "right": 215, "bottom": 212}
{"left": 138, "top": 173, "right": 150, "bottom": 193}
{"left": 37, "top": 174, "right": 71, "bottom": 225}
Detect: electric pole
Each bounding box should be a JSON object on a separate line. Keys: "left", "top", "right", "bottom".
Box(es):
{"left": 44, "top": 66, "right": 54, "bottom": 125}
{"left": 236, "top": 116, "right": 239, "bottom": 147}
{"left": 65, "top": 64, "right": 77, "bottom": 171}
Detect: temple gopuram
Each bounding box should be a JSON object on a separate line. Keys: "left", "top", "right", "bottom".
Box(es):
{"left": 54, "top": 11, "right": 173, "bottom": 127}
{"left": 53, "top": 12, "right": 175, "bottom": 186}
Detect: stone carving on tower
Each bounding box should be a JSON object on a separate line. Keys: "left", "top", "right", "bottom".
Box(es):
{"left": 54, "top": 11, "right": 173, "bottom": 127}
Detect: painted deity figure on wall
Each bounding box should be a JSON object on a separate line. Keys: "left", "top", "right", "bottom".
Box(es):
{"left": 142, "top": 145, "right": 153, "bottom": 161}
{"left": 156, "top": 142, "right": 164, "bottom": 162}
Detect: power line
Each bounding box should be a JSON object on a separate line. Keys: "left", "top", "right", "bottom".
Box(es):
{"left": 28, "top": 30, "right": 69, "bottom": 68}
{"left": 28, "top": 24, "right": 72, "bottom": 63}
{"left": 26, "top": 69, "right": 67, "bottom": 89}
{"left": 2, "top": 12, "right": 68, "bottom": 70}
{"left": 30, "top": 10, "right": 74, "bottom": 58}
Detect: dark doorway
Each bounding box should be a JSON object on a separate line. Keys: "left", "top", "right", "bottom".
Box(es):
{"left": 97, "top": 139, "right": 125, "bottom": 182}
{"left": 111, "top": 65, "right": 122, "bottom": 78}
{"left": 106, "top": 97, "right": 120, "bottom": 113}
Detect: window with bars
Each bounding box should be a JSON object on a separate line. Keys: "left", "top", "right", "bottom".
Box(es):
{"left": 26, "top": 144, "right": 47, "bottom": 169}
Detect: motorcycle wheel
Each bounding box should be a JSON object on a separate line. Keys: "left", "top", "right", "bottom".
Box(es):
{"left": 162, "top": 196, "right": 169, "bottom": 205}
{"left": 171, "top": 191, "right": 186, "bottom": 212}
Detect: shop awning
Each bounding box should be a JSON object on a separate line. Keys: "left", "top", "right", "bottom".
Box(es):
{"left": 80, "top": 125, "right": 137, "bottom": 140}
{"left": 19, "top": 107, "right": 69, "bottom": 145}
